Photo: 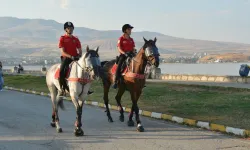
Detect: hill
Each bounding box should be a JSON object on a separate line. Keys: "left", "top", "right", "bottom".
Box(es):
{"left": 198, "top": 53, "right": 250, "bottom": 63}
{"left": 0, "top": 17, "right": 250, "bottom": 59}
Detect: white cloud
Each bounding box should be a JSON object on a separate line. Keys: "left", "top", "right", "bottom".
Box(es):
{"left": 60, "top": 0, "right": 69, "bottom": 9}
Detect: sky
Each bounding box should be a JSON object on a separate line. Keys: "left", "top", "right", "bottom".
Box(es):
{"left": 0, "top": 0, "right": 250, "bottom": 44}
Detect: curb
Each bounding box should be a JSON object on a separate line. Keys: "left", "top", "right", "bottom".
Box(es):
{"left": 4, "top": 86, "right": 250, "bottom": 138}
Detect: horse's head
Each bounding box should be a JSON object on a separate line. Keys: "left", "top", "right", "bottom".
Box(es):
{"left": 142, "top": 37, "right": 160, "bottom": 67}
{"left": 80, "top": 45, "right": 101, "bottom": 80}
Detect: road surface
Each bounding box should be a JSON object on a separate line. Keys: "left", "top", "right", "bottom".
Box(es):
{"left": 1, "top": 90, "right": 250, "bottom": 150}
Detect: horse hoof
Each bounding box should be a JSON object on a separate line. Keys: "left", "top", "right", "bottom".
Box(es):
{"left": 119, "top": 116, "right": 124, "bottom": 122}
{"left": 137, "top": 126, "right": 145, "bottom": 132}
{"left": 50, "top": 122, "right": 56, "bottom": 128}
{"left": 57, "top": 128, "right": 63, "bottom": 133}
{"left": 74, "top": 128, "right": 84, "bottom": 136}
{"left": 127, "top": 120, "right": 135, "bottom": 127}
{"left": 108, "top": 117, "right": 114, "bottom": 123}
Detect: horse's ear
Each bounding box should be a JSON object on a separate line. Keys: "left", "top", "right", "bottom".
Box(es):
{"left": 154, "top": 37, "right": 157, "bottom": 43}
{"left": 86, "top": 45, "right": 89, "bottom": 52}
{"left": 143, "top": 37, "right": 148, "bottom": 43}
{"left": 96, "top": 46, "right": 99, "bottom": 53}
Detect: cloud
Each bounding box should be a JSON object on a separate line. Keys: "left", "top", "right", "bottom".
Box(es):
{"left": 60, "top": 0, "right": 69, "bottom": 9}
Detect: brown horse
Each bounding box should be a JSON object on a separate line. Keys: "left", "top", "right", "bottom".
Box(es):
{"left": 100, "top": 37, "right": 160, "bottom": 132}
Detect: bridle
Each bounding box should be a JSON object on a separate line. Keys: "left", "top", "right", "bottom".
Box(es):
{"left": 68, "top": 53, "right": 100, "bottom": 97}
{"left": 129, "top": 44, "right": 159, "bottom": 71}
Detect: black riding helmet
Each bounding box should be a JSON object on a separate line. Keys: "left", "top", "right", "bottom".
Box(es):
{"left": 64, "top": 21, "right": 74, "bottom": 30}
{"left": 122, "top": 24, "right": 134, "bottom": 33}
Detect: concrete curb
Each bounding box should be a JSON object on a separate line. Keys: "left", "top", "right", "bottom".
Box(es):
{"left": 3, "top": 85, "right": 250, "bottom": 138}
{"left": 161, "top": 74, "right": 250, "bottom": 84}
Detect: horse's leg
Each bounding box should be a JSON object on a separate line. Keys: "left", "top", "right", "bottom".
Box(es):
{"left": 103, "top": 82, "right": 113, "bottom": 122}
{"left": 115, "top": 85, "right": 125, "bottom": 122}
{"left": 53, "top": 91, "right": 63, "bottom": 133}
{"left": 73, "top": 98, "right": 84, "bottom": 137}
{"left": 48, "top": 86, "right": 56, "bottom": 128}
{"left": 133, "top": 90, "right": 144, "bottom": 132}
{"left": 70, "top": 92, "right": 84, "bottom": 136}
{"left": 49, "top": 85, "right": 62, "bottom": 132}
{"left": 127, "top": 95, "right": 135, "bottom": 127}
{"left": 47, "top": 87, "right": 63, "bottom": 133}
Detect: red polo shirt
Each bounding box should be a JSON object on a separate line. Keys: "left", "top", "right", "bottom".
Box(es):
{"left": 117, "top": 35, "right": 135, "bottom": 53}
{"left": 59, "top": 34, "right": 81, "bottom": 57}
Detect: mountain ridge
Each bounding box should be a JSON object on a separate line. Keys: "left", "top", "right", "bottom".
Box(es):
{"left": 0, "top": 16, "right": 249, "bottom": 58}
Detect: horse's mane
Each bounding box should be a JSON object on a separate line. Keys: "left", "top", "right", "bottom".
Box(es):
{"left": 80, "top": 52, "right": 88, "bottom": 60}
{"left": 78, "top": 52, "right": 89, "bottom": 68}
{"left": 101, "top": 61, "right": 109, "bottom": 67}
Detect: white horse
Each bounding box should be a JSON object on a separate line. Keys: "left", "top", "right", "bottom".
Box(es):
{"left": 46, "top": 46, "right": 101, "bottom": 136}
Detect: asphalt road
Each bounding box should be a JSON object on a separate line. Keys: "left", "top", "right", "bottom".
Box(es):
{"left": 1, "top": 90, "right": 250, "bottom": 150}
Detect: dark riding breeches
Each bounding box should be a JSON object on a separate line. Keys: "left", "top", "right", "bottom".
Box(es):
{"left": 59, "top": 57, "right": 73, "bottom": 91}
{"left": 114, "top": 54, "right": 127, "bottom": 82}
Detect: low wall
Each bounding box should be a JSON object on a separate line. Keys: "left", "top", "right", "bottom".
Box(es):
{"left": 3, "top": 69, "right": 12, "bottom": 73}
{"left": 161, "top": 74, "right": 250, "bottom": 84}
{"left": 4, "top": 68, "right": 249, "bottom": 84}
{"left": 146, "top": 67, "right": 161, "bottom": 79}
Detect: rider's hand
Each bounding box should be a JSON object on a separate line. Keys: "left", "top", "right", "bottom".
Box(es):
{"left": 134, "top": 49, "right": 137, "bottom": 54}
{"left": 71, "top": 56, "right": 79, "bottom": 61}
{"left": 125, "top": 52, "right": 131, "bottom": 57}
{"left": 124, "top": 53, "right": 129, "bottom": 57}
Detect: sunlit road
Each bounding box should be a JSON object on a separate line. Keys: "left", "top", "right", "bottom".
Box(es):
{"left": 0, "top": 90, "right": 250, "bottom": 150}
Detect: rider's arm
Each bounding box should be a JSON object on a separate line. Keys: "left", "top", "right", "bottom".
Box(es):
{"left": 59, "top": 36, "right": 72, "bottom": 58}
{"left": 60, "top": 48, "right": 72, "bottom": 58}
{"left": 118, "top": 46, "right": 125, "bottom": 54}
{"left": 133, "top": 47, "right": 137, "bottom": 53}
{"left": 117, "top": 38, "right": 125, "bottom": 54}
{"left": 76, "top": 38, "right": 82, "bottom": 56}
{"left": 78, "top": 48, "right": 82, "bottom": 56}
{"left": 132, "top": 39, "right": 136, "bottom": 53}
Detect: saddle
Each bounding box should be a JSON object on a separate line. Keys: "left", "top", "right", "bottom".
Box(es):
{"left": 54, "top": 63, "right": 73, "bottom": 80}
{"left": 111, "top": 54, "right": 134, "bottom": 76}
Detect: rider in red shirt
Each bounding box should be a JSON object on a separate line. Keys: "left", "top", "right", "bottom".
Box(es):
{"left": 58, "top": 21, "right": 93, "bottom": 96}
{"left": 112, "top": 24, "right": 136, "bottom": 89}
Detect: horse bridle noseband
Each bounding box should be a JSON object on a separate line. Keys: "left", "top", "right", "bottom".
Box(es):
{"left": 131, "top": 45, "right": 157, "bottom": 66}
